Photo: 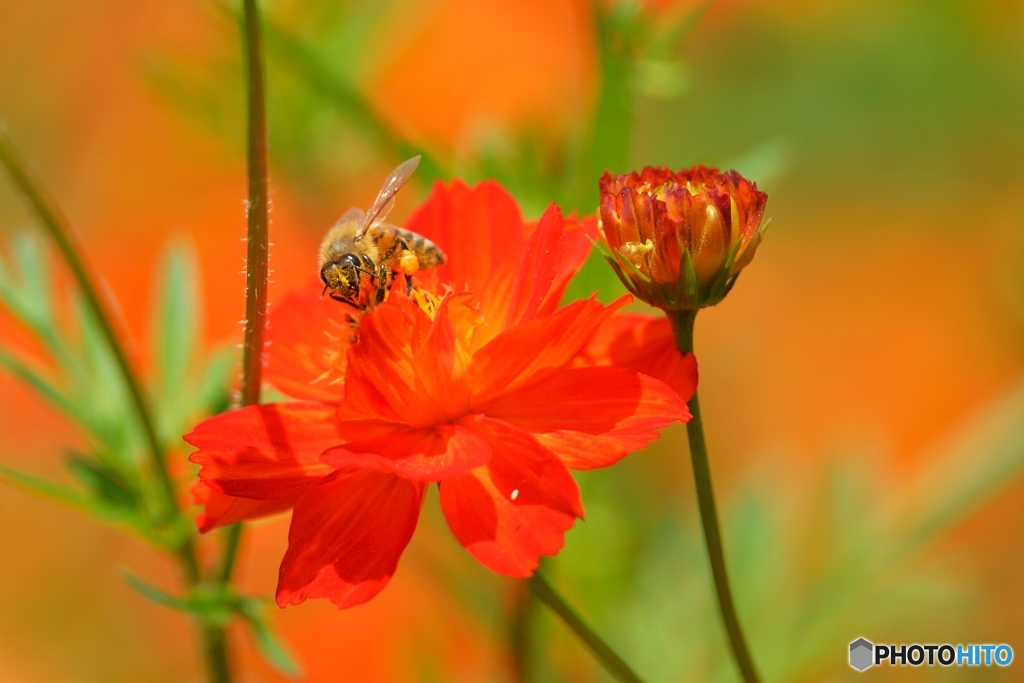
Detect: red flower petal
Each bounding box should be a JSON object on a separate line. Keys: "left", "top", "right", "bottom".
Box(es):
{"left": 321, "top": 422, "right": 491, "bottom": 480}
{"left": 404, "top": 179, "right": 528, "bottom": 296}
{"left": 276, "top": 471, "right": 425, "bottom": 609}
{"left": 504, "top": 202, "right": 565, "bottom": 325}
{"left": 185, "top": 403, "right": 338, "bottom": 500}
{"left": 469, "top": 295, "right": 629, "bottom": 404}
{"left": 578, "top": 313, "right": 699, "bottom": 401}
{"left": 338, "top": 292, "right": 479, "bottom": 426}
{"left": 534, "top": 215, "right": 596, "bottom": 319}
{"left": 265, "top": 285, "right": 356, "bottom": 403}
{"left": 476, "top": 365, "right": 688, "bottom": 470}
{"left": 190, "top": 480, "right": 297, "bottom": 532}
{"left": 439, "top": 417, "right": 581, "bottom": 578}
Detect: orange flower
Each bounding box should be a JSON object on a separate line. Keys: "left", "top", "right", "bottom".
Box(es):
{"left": 185, "top": 180, "right": 696, "bottom": 608}
{"left": 598, "top": 166, "right": 768, "bottom": 310}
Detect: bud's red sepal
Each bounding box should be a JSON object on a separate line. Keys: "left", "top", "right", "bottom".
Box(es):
{"left": 597, "top": 166, "right": 769, "bottom": 311}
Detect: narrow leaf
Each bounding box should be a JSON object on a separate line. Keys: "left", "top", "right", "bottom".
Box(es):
{"left": 902, "top": 376, "right": 1024, "bottom": 548}
{"left": 254, "top": 11, "right": 443, "bottom": 182}
{"left": 11, "top": 232, "right": 53, "bottom": 325}
{"left": 66, "top": 454, "right": 139, "bottom": 512}
{"left": 154, "top": 243, "right": 200, "bottom": 402}
{"left": 120, "top": 568, "right": 189, "bottom": 611}
{"left": 0, "top": 465, "right": 92, "bottom": 512}
{"left": 0, "top": 348, "right": 73, "bottom": 414}
{"left": 239, "top": 600, "right": 304, "bottom": 678}
{"left": 195, "top": 346, "right": 235, "bottom": 416}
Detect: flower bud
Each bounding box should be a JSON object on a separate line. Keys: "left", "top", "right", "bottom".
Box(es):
{"left": 597, "top": 166, "right": 768, "bottom": 311}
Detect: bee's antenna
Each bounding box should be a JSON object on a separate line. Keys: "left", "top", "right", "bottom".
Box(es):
{"left": 321, "top": 284, "right": 329, "bottom": 299}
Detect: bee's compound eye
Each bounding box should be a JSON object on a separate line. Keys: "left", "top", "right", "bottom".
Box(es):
{"left": 341, "top": 254, "right": 362, "bottom": 269}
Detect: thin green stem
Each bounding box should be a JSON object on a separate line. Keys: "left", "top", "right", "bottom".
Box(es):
{"left": 669, "top": 309, "right": 762, "bottom": 683}
{"left": 218, "top": 522, "right": 244, "bottom": 583}
{"left": 508, "top": 580, "right": 535, "bottom": 682}
{"left": 0, "top": 127, "right": 200, "bottom": 583}
{"left": 201, "top": 624, "right": 231, "bottom": 683}
{"left": 528, "top": 572, "right": 643, "bottom": 683}
{"left": 203, "top": 1, "right": 272, "bottom": 678}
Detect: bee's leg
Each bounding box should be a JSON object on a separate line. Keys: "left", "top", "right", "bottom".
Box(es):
{"left": 375, "top": 263, "right": 389, "bottom": 305}
{"left": 360, "top": 254, "right": 376, "bottom": 279}
{"left": 405, "top": 273, "right": 413, "bottom": 295}
{"left": 382, "top": 238, "right": 417, "bottom": 275}
{"left": 380, "top": 238, "right": 402, "bottom": 263}
{"left": 329, "top": 291, "right": 363, "bottom": 311}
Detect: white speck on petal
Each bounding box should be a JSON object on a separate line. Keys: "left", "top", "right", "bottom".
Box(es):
{"left": 510, "top": 489, "right": 520, "bottom": 501}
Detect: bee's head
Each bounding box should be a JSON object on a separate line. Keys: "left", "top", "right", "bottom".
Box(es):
{"left": 321, "top": 253, "right": 362, "bottom": 298}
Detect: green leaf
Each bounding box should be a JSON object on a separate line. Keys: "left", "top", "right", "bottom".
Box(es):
{"left": 0, "top": 234, "right": 48, "bottom": 325}
{"left": 66, "top": 453, "right": 139, "bottom": 512}
{"left": 726, "top": 140, "right": 791, "bottom": 189}
{"left": 0, "top": 348, "right": 73, "bottom": 414}
{"left": 11, "top": 232, "right": 53, "bottom": 326}
{"left": 0, "top": 465, "right": 92, "bottom": 512}
{"left": 71, "top": 293, "right": 142, "bottom": 461}
{"left": 901, "top": 376, "right": 1024, "bottom": 549}
{"left": 120, "top": 568, "right": 189, "bottom": 611}
{"left": 646, "top": 0, "right": 713, "bottom": 59}
{"left": 195, "top": 346, "right": 235, "bottom": 417}
{"left": 238, "top": 599, "right": 304, "bottom": 678}
{"left": 253, "top": 8, "right": 443, "bottom": 183}
{"left": 153, "top": 243, "right": 199, "bottom": 402}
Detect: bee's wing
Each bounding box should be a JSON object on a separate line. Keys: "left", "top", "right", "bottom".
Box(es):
{"left": 335, "top": 207, "right": 366, "bottom": 227}
{"left": 355, "top": 155, "right": 421, "bottom": 239}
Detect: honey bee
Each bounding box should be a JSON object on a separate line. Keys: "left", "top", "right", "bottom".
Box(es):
{"left": 319, "top": 156, "right": 446, "bottom": 310}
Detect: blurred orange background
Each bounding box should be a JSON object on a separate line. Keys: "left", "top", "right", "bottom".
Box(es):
{"left": 1, "top": 0, "right": 1023, "bottom": 681}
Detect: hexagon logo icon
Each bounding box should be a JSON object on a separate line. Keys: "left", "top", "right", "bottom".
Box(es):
{"left": 850, "top": 638, "right": 874, "bottom": 671}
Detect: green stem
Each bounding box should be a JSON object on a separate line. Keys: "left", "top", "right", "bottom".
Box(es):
{"left": 669, "top": 309, "right": 762, "bottom": 683}
{"left": 218, "top": 522, "right": 244, "bottom": 583}
{"left": 528, "top": 572, "right": 643, "bottom": 683}
{"left": 0, "top": 127, "right": 200, "bottom": 583}
{"left": 203, "top": 0, "right": 271, "bottom": 676}
{"left": 508, "top": 580, "right": 535, "bottom": 682}
{"left": 201, "top": 623, "right": 231, "bottom": 683}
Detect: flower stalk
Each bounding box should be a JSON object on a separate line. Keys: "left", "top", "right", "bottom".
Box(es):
{"left": 528, "top": 572, "right": 643, "bottom": 683}
{"left": 669, "top": 309, "right": 762, "bottom": 683}
{"left": 206, "top": 0, "right": 272, "bottom": 678}
{"left": 508, "top": 580, "right": 535, "bottom": 682}
{"left": 240, "top": 0, "right": 269, "bottom": 408}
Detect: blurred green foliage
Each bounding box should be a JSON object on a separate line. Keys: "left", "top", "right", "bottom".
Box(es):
{"left": 0, "top": 233, "right": 301, "bottom": 677}
{"left": 0, "top": 237, "right": 231, "bottom": 545}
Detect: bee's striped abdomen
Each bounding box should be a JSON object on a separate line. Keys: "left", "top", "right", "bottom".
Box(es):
{"left": 394, "top": 227, "right": 446, "bottom": 269}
